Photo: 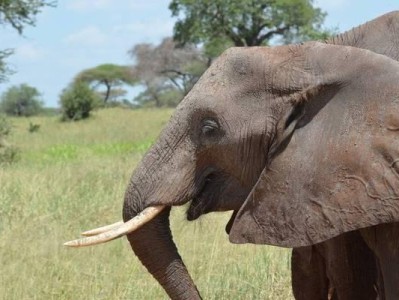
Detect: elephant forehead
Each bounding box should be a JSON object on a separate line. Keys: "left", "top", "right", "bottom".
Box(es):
{"left": 180, "top": 45, "right": 310, "bottom": 115}
{"left": 202, "top": 47, "right": 270, "bottom": 85}
{"left": 223, "top": 48, "right": 259, "bottom": 79}
{"left": 192, "top": 56, "right": 267, "bottom": 99}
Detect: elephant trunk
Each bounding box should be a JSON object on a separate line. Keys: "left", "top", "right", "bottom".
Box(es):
{"left": 122, "top": 127, "right": 201, "bottom": 299}
{"left": 123, "top": 206, "right": 201, "bottom": 300}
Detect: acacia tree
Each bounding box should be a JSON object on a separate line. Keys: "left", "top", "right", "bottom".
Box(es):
{"left": 0, "top": 0, "right": 55, "bottom": 82}
{"left": 75, "top": 64, "right": 136, "bottom": 104}
{"left": 129, "top": 38, "right": 207, "bottom": 107}
{"left": 169, "top": 0, "right": 331, "bottom": 57}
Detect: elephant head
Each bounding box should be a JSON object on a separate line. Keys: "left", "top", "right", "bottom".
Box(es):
{"left": 65, "top": 37, "right": 399, "bottom": 298}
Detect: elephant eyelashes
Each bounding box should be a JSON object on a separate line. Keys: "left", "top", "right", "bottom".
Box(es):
{"left": 201, "top": 119, "right": 219, "bottom": 136}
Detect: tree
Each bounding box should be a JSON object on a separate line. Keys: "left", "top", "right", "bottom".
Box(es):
{"left": 0, "top": 0, "right": 55, "bottom": 82}
{"left": 59, "top": 81, "right": 100, "bottom": 121}
{"left": 75, "top": 64, "right": 136, "bottom": 104}
{"left": 169, "top": 0, "right": 332, "bottom": 57}
{"left": 0, "top": 83, "right": 43, "bottom": 116}
{"left": 129, "top": 38, "right": 208, "bottom": 107}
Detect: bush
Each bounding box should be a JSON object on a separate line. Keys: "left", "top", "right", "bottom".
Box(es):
{"left": 0, "top": 83, "right": 43, "bottom": 116}
{"left": 0, "top": 115, "right": 19, "bottom": 165}
{"left": 28, "top": 122, "right": 40, "bottom": 133}
{"left": 0, "top": 114, "right": 11, "bottom": 137}
{"left": 59, "top": 81, "right": 100, "bottom": 121}
{"left": 0, "top": 145, "right": 19, "bottom": 165}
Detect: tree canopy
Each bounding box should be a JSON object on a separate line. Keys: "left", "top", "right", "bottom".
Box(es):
{"left": 0, "top": 0, "right": 55, "bottom": 82}
{"left": 169, "top": 0, "right": 331, "bottom": 57}
{"left": 0, "top": 0, "right": 55, "bottom": 33}
{"left": 75, "top": 64, "right": 136, "bottom": 104}
{"left": 0, "top": 83, "right": 43, "bottom": 116}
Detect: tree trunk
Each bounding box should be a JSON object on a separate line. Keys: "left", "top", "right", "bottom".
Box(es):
{"left": 104, "top": 80, "right": 111, "bottom": 103}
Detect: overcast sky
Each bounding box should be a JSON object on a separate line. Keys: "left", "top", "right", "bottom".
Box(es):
{"left": 0, "top": 0, "right": 398, "bottom": 107}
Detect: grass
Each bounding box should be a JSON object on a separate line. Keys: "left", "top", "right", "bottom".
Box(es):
{"left": 0, "top": 107, "right": 292, "bottom": 299}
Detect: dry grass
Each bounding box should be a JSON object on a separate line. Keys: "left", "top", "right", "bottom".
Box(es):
{"left": 0, "top": 108, "right": 292, "bottom": 299}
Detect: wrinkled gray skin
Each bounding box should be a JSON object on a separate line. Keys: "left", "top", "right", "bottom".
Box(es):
{"left": 292, "top": 11, "right": 399, "bottom": 300}
{"left": 122, "top": 12, "right": 399, "bottom": 300}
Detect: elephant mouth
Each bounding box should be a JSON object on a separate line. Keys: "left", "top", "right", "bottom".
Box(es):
{"left": 186, "top": 171, "right": 250, "bottom": 223}
{"left": 186, "top": 172, "right": 218, "bottom": 221}
{"left": 187, "top": 185, "right": 240, "bottom": 235}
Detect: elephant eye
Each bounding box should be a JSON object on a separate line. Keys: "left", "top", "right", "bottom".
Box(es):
{"left": 201, "top": 119, "right": 219, "bottom": 136}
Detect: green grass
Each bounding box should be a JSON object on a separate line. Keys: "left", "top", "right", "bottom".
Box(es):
{"left": 0, "top": 108, "right": 292, "bottom": 299}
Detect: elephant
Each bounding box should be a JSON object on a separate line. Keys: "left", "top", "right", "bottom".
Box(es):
{"left": 65, "top": 11, "right": 399, "bottom": 300}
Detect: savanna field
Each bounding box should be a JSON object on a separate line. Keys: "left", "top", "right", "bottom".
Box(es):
{"left": 0, "top": 108, "right": 292, "bottom": 300}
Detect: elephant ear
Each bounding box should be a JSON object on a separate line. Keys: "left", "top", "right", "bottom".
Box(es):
{"left": 229, "top": 42, "right": 399, "bottom": 247}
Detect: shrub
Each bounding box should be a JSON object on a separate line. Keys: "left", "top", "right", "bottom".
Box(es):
{"left": 0, "top": 115, "right": 19, "bottom": 165}
{"left": 59, "top": 81, "right": 100, "bottom": 121}
{"left": 0, "top": 145, "right": 19, "bottom": 165}
{"left": 0, "top": 83, "right": 43, "bottom": 116}
{"left": 0, "top": 114, "right": 11, "bottom": 137}
{"left": 28, "top": 122, "right": 40, "bottom": 133}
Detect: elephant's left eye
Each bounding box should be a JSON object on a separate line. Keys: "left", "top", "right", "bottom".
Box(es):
{"left": 201, "top": 119, "right": 219, "bottom": 136}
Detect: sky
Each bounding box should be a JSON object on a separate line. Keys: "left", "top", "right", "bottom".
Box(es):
{"left": 0, "top": 0, "right": 398, "bottom": 107}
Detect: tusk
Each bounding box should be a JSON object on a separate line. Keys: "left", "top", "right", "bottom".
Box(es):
{"left": 64, "top": 206, "right": 165, "bottom": 247}
{"left": 81, "top": 221, "right": 124, "bottom": 236}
